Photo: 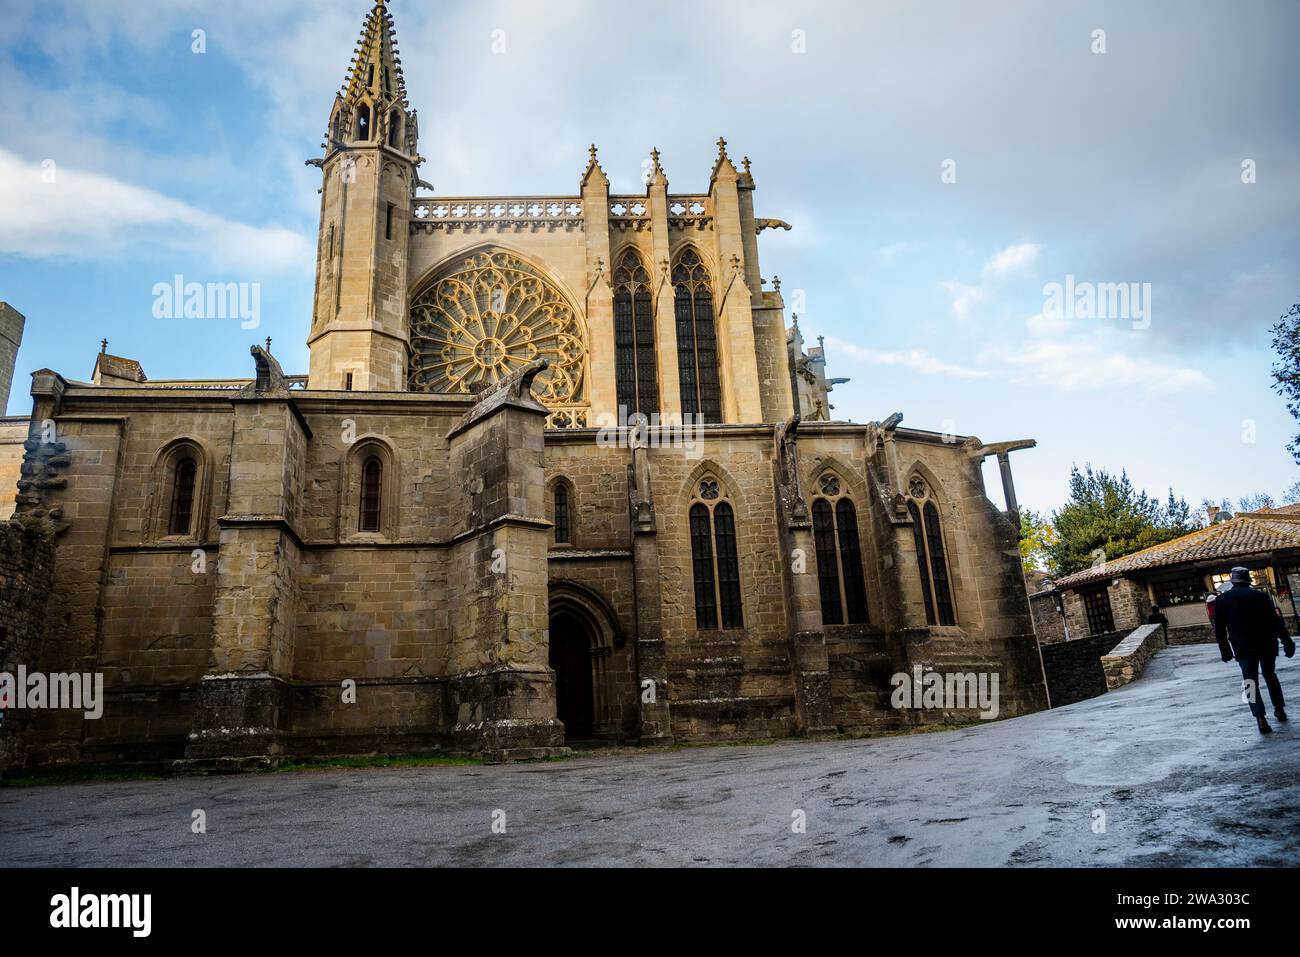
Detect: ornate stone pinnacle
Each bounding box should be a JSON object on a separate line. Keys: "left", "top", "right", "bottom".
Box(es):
{"left": 589, "top": 144, "right": 598, "bottom": 163}
{"left": 717, "top": 137, "right": 728, "bottom": 158}
{"left": 743, "top": 156, "right": 751, "bottom": 174}
{"left": 100, "top": 338, "right": 108, "bottom": 354}
{"left": 772, "top": 275, "right": 781, "bottom": 291}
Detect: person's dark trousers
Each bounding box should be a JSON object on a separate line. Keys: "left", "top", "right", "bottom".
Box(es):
{"left": 1237, "top": 655, "right": 1285, "bottom": 718}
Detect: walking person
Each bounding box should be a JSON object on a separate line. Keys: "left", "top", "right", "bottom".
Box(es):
{"left": 1215, "top": 567, "right": 1296, "bottom": 734}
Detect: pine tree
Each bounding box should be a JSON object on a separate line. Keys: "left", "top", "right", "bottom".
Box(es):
{"left": 1047, "top": 465, "right": 1196, "bottom": 576}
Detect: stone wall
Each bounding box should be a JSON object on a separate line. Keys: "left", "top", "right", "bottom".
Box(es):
{"left": 1102, "top": 623, "right": 1165, "bottom": 690}
{"left": 0, "top": 519, "right": 57, "bottom": 776}
{"left": 1039, "top": 631, "right": 1121, "bottom": 707}
{"left": 1029, "top": 590, "right": 1067, "bottom": 644}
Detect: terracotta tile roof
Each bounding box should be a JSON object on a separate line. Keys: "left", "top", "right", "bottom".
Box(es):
{"left": 1253, "top": 502, "right": 1300, "bottom": 515}
{"left": 1055, "top": 513, "right": 1300, "bottom": 589}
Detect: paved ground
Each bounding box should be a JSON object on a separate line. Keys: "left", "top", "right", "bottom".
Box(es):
{"left": 3, "top": 645, "right": 1298, "bottom": 867}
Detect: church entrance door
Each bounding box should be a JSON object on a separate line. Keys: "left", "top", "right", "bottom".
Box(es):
{"left": 548, "top": 612, "right": 595, "bottom": 739}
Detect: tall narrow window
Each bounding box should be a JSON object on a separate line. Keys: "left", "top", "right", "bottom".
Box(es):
{"left": 612, "top": 249, "right": 658, "bottom": 417}
{"left": 688, "top": 477, "right": 744, "bottom": 629}
{"left": 907, "top": 475, "right": 957, "bottom": 626}
{"left": 554, "top": 483, "right": 572, "bottom": 544}
{"left": 673, "top": 248, "right": 721, "bottom": 423}
{"left": 356, "top": 103, "right": 371, "bottom": 141}
{"left": 837, "top": 498, "right": 869, "bottom": 623}
{"left": 908, "top": 501, "right": 936, "bottom": 625}
{"left": 812, "top": 499, "right": 843, "bottom": 625}
{"left": 388, "top": 109, "right": 401, "bottom": 148}
{"left": 690, "top": 503, "right": 717, "bottom": 629}
{"left": 385, "top": 203, "right": 395, "bottom": 240}
{"left": 169, "top": 458, "right": 197, "bottom": 536}
{"left": 811, "top": 472, "right": 869, "bottom": 625}
{"left": 360, "top": 456, "right": 383, "bottom": 532}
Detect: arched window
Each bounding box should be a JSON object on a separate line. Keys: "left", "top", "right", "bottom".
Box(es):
{"left": 168, "top": 458, "right": 198, "bottom": 536}
{"left": 688, "top": 477, "right": 743, "bottom": 629}
{"left": 356, "top": 103, "right": 371, "bottom": 141}
{"left": 810, "top": 472, "right": 869, "bottom": 625}
{"left": 387, "top": 109, "right": 402, "bottom": 148}
{"left": 612, "top": 249, "right": 658, "bottom": 417}
{"left": 554, "top": 482, "right": 572, "bottom": 544}
{"left": 672, "top": 248, "right": 722, "bottom": 423}
{"left": 359, "top": 456, "right": 383, "bottom": 532}
{"left": 907, "top": 475, "right": 956, "bottom": 626}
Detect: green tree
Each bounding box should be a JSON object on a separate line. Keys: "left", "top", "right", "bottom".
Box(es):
{"left": 1047, "top": 465, "right": 1196, "bottom": 577}
{"left": 1235, "top": 492, "right": 1276, "bottom": 513}
{"left": 1018, "top": 508, "right": 1057, "bottom": 574}
{"left": 1283, "top": 480, "right": 1300, "bottom": 506}
{"left": 1271, "top": 301, "right": 1300, "bottom": 466}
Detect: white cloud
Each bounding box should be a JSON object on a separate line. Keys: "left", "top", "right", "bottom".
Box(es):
{"left": 1025, "top": 311, "right": 1070, "bottom": 337}
{"left": 940, "top": 279, "right": 988, "bottom": 323}
{"left": 878, "top": 241, "right": 921, "bottom": 264}
{"left": 978, "top": 337, "right": 1215, "bottom": 393}
{"left": 982, "top": 242, "right": 1041, "bottom": 280}
{"left": 825, "top": 336, "right": 990, "bottom": 380}
{"left": 939, "top": 240, "right": 1041, "bottom": 323}
{"left": 0, "top": 149, "right": 311, "bottom": 273}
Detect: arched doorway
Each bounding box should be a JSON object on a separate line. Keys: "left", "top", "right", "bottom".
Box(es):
{"left": 549, "top": 611, "right": 596, "bottom": 739}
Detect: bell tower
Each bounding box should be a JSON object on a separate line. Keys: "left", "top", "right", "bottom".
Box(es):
{"left": 307, "top": 0, "right": 421, "bottom": 392}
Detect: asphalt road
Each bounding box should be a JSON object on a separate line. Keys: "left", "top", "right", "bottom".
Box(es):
{"left": 3, "top": 645, "right": 1298, "bottom": 867}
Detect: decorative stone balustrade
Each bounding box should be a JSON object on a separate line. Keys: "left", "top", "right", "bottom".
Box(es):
{"left": 411, "top": 197, "right": 584, "bottom": 232}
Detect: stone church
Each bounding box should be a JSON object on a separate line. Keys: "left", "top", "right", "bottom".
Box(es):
{"left": 2, "top": 0, "right": 1046, "bottom": 770}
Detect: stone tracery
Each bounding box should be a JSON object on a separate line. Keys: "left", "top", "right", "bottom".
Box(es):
{"left": 407, "top": 251, "right": 588, "bottom": 406}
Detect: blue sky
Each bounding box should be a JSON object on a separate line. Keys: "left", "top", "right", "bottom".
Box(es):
{"left": 0, "top": 0, "right": 1296, "bottom": 513}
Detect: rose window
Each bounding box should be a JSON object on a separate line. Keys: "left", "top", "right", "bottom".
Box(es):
{"left": 407, "top": 251, "right": 587, "bottom": 404}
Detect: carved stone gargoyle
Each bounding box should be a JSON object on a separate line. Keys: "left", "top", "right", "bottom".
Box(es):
{"left": 239, "top": 345, "right": 290, "bottom": 399}
{"left": 449, "top": 358, "right": 550, "bottom": 438}
{"left": 775, "top": 413, "right": 809, "bottom": 525}
{"left": 627, "top": 442, "right": 655, "bottom": 532}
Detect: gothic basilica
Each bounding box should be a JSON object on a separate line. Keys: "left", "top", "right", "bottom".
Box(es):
{"left": 2, "top": 1, "right": 1046, "bottom": 769}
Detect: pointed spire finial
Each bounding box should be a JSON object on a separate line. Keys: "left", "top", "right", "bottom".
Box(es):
{"left": 772, "top": 275, "right": 781, "bottom": 291}
{"left": 265, "top": 337, "right": 273, "bottom": 353}
{"left": 743, "top": 156, "right": 751, "bottom": 175}
{"left": 100, "top": 338, "right": 108, "bottom": 354}
{"left": 717, "top": 136, "right": 728, "bottom": 157}
{"left": 589, "top": 143, "right": 598, "bottom": 163}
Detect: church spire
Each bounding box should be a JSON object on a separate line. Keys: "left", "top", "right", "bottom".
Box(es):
{"left": 340, "top": 0, "right": 408, "bottom": 111}
{"left": 324, "top": 0, "right": 416, "bottom": 155}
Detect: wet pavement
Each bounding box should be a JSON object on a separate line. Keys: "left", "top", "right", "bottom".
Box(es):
{"left": 3, "top": 645, "right": 1298, "bottom": 866}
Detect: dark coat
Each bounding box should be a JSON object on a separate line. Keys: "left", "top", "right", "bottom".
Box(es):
{"left": 1214, "top": 583, "right": 1286, "bottom": 660}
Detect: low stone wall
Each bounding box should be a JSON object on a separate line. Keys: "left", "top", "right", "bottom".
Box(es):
{"left": 1039, "top": 631, "right": 1121, "bottom": 707}
{"left": 1102, "top": 623, "right": 1165, "bottom": 690}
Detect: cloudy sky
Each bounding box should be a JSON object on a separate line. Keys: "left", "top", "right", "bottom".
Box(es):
{"left": 1, "top": 0, "right": 1296, "bottom": 513}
